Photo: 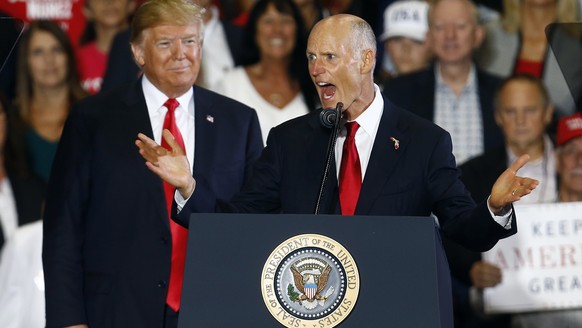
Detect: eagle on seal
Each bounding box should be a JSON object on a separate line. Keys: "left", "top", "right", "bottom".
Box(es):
{"left": 291, "top": 264, "right": 332, "bottom": 302}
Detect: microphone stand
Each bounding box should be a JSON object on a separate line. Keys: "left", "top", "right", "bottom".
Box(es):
{"left": 314, "top": 102, "right": 343, "bottom": 215}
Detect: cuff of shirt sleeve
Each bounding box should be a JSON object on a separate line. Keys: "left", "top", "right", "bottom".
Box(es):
{"left": 174, "top": 190, "right": 190, "bottom": 213}
{"left": 487, "top": 195, "right": 512, "bottom": 229}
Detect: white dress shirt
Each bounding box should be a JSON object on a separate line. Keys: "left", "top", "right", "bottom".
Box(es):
{"left": 142, "top": 76, "right": 196, "bottom": 206}
{"left": 142, "top": 75, "right": 195, "bottom": 168}
{"left": 334, "top": 84, "right": 384, "bottom": 180}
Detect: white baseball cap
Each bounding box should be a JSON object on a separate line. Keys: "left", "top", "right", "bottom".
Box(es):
{"left": 380, "top": 0, "right": 429, "bottom": 42}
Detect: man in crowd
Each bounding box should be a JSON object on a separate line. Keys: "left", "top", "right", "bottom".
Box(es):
{"left": 383, "top": 0, "right": 503, "bottom": 165}
{"left": 42, "top": 1, "right": 263, "bottom": 327}
{"left": 136, "top": 13, "right": 538, "bottom": 326}
{"left": 443, "top": 74, "right": 556, "bottom": 327}
{"left": 101, "top": 0, "right": 243, "bottom": 92}
{"left": 378, "top": 0, "right": 432, "bottom": 81}
{"left": 510, "top": 112, "right": 582, "bottom": 328}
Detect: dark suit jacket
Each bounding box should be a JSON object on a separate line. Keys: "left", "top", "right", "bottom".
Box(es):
{"left": 177, "top": 95, "right": 516, "bottom": 327}
{"left": 444, "top": 147, "right": 507, "bottom": 285}
{"left": 442, "top": 147, "right": 511, "bottom": 327}
{"left": 42, "top": 82, "right": 263, "bottom": 328}
{"left": 383, "top": 65, "right": 504, "bottom": 154}
{"left": 101, "top": 22, "right": 243, "bottom": 92}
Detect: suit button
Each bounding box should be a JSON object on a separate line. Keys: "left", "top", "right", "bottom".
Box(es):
{"left": 161, "top": 236, "right": 168, "bottom": 245}
{"left": 158, "top": 280, "right": 167, "bottom": 288}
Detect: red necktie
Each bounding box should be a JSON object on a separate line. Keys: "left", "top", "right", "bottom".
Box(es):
{"left": 339, "top": 122, "right": 362, "bottom": 215}
{"left": 161, "top": 98, "right": 188, "bottom": 312}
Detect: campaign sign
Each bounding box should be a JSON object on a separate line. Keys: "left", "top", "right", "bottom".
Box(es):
{"left": 482, "top": 202, "right": 582, "bottom": 313}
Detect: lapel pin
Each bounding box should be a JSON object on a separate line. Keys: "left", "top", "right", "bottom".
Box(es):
{"left": 206, "top": 115, "right": 214, "bottom": 123}
{"left": 390, "top": 137, "right": 399, "bottom": 150}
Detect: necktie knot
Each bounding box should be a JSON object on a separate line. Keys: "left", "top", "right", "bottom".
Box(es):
{"left": 164, "top": 98, "right": 179, "bottom": 113}
{"left": 345, "top": 121, "right": 359, "bottom": 139}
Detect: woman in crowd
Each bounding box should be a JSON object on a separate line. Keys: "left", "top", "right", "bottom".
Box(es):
{"left": 77, "top": 0, "right": 136, "bottom": 94}
{"left": 7, "top": 20, "right": 87, "bottom": 184}
{"left": 214, "top": 0, "right": 318, "bottom": 144}
{"left": 477, "top": 0, "right": 582, "bottom": 117}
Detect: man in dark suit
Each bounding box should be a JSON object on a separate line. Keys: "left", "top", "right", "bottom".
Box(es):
{"left": 101, "top": 0, "right": 243, "bottom": 92}
{"left": 383, "top": 0, "right": 504, "bottom": 165}
{"left": 137, "top": 13, "right": 538, "bottom": 326}
{"left": 42, "top": 1, "right": 263, "bottom": 328}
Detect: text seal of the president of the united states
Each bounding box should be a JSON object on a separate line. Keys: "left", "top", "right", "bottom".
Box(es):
{"left": 261, "top": 234, "right": 360, "bottom": 327}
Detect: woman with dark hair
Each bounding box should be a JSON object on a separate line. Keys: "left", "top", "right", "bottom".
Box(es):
{"left": 214, "top": 0, "right": 319, "bottom": 144}
{"left": 7, "top": 20, "right": 87, "bottom": 184}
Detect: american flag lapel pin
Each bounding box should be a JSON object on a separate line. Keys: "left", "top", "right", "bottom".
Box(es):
{"left": 206, "top": 114, "right": 214, "bottom": 123}
{"left": 390, "top": 137, "right": 399, "bottom": 150}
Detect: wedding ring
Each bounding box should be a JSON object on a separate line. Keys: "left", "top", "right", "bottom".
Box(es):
{"left": 512, "top": 189, "right": 516, "bottom": 196}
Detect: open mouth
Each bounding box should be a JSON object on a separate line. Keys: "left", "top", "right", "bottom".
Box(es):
{"left": 317, "top": 82, "right": 336, "bottom": 100}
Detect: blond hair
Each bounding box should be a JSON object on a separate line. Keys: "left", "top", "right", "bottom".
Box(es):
{"left": 130, "top": 0, "right": 206, "bottom": 44}
{"left": 502, "top": 0, "right": 580, "bottom": 33}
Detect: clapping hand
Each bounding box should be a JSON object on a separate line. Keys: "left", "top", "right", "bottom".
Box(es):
{"left": 135, "top": 129, "right": 195, "bottom": 198}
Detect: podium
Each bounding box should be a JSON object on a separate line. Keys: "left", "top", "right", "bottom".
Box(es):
{"left": 179, "top": 214, "right": 452, "bottom": 327}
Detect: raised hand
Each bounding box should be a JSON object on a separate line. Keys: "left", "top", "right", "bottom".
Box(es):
{"left": 489, "top": 154, "right": 539, "bottom": 215}
{"left": 135, "top": 129, "right": 195, "bottom": 198}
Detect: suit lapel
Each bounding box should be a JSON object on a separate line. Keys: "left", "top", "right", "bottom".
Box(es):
{"left": 356, "top": 99, "right": 408, "bottom": 215}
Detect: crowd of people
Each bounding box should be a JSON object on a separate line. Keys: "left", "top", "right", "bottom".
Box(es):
{"left": 0, "top": 0, "right": 581, "bottom": 327}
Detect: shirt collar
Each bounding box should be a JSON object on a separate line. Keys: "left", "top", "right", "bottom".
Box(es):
{"left": 142, "top": 74, "right": 194, "bottom": 115}
{"left": 435, "top": 62, "right": 477, "bottom": 93}
{"left": 349, "top": 84, "right": 384, "bottom": 138}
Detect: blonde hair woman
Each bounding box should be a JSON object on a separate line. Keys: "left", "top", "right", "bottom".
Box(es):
{"left": 477, "top": 0, "right": 582, "bottom": 118}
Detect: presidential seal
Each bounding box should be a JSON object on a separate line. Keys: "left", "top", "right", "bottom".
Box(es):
{"left": 261, "top": 234, "right": 360, "bottom": 327}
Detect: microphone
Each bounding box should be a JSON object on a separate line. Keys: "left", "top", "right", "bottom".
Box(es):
{"left": 319, "top": 106, "right": 339, "bottom": 128}
{"left": 314, "top": 102, "right": 343, "bottom": 214}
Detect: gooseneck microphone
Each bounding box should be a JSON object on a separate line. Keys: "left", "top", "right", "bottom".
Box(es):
{"left": 315, "top": 102, "right": 343, "bottom": 215}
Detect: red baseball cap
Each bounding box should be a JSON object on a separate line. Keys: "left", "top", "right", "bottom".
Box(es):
{"left": 556, "top": 112, "right": 582, "bottom": 146}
